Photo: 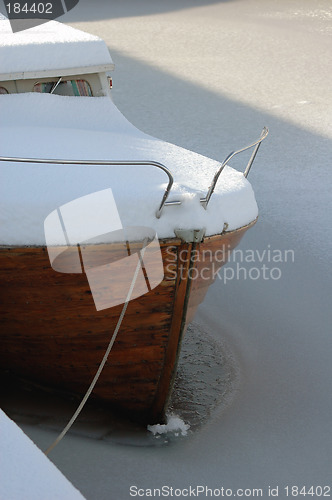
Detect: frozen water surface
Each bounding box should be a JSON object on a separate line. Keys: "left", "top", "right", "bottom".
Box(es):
{"left": 1, "top": 0, "right": 332, "bottom": 498}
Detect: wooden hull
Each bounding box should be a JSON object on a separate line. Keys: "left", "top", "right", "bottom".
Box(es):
{"left": 0, "top": 222, "right": 254, "bottom": 423}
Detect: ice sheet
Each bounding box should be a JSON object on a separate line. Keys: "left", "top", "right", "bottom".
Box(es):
{"left": 0, "top": 410, "right": 85, "bottom": 500}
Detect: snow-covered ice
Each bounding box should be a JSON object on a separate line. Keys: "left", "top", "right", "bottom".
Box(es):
{"left": 0, "top": 410, "right": 85, "bottom": 500}
{"left": 1, "top": 0, "right": 331, "bottom": 499}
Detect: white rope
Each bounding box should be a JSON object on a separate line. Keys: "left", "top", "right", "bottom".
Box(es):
{"left": 44, "top": 239, "right": 148, "bottom": 456}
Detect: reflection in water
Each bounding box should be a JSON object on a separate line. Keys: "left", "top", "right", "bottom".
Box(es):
{"left": 170, "top": 322, "right": 239, "bottom": 430}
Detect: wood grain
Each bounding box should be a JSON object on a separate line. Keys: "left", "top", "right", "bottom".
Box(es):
{"left": 0, "top": 222, "right": 254, "bottom": 422}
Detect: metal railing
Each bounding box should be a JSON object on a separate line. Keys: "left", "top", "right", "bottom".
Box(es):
{"left": 200, "top": 127, "right": 269, "bottom": 209}
{"left": 0, "top": 127, "right": 268, "bottom": 218}
{"left": 0, "top": 156, "right": 175, "bottom": 218}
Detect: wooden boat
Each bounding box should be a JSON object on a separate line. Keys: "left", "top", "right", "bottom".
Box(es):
{"left": 0, "top": 224, "right": 253, "bottom": 423}
{"left": 0, "top": 20, "right": 267, "bottom": 423}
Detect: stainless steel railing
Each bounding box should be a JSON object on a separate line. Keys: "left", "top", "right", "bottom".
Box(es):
{"left": 0, "top": 156, "right": 175, "bottom": 218}
{"left": 0, "top": 127, "right": 268, "bottom": 218}
{"left": 200, "top": 127, "right": 269, "bottom": 209}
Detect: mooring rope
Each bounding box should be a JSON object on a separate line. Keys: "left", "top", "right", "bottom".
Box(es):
{"left": 44, "top": 238, "right": 148, "bottom": 456}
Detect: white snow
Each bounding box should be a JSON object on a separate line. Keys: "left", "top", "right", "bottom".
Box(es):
{"left": 0, "top": 410, "right": 85, "bottom": 500}
{"left": 1, "top": 0, "right": 331, "bottom": 499}
{"left": 0, "top": 92, "right": 258, "bottom": 244}
{"left": 147, "top": 415, "right": 190, "bottom": 437}
{"left": 0, "top": 19, "right": 113, "bottom": 76}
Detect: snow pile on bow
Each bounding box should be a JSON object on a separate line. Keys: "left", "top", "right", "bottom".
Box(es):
{"left": 148, "top": 414, "right": 190, "bottom": 437}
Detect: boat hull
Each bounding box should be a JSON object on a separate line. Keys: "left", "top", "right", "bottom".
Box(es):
{"left": 0, "top": 222, "right": 254, "bottom": 423}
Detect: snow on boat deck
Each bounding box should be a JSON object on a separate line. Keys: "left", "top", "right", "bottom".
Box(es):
{"left": 0, "top": 93, "right": 258, "bottom": 245}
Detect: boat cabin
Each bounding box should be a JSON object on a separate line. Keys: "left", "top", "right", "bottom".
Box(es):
{"left": 0, "top": 19, "right": 114, "bottom": 97}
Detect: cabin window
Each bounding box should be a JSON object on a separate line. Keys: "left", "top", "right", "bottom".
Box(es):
{"left": 0, "top": 86, "right": 9, "bottom": 94}
{"left": 33, "top": 79, "right": 93, "bottom": 97}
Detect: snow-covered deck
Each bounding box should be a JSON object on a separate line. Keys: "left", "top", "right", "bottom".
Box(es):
{"left": 0, "top": 93, "right": 258, "bottom": 245}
